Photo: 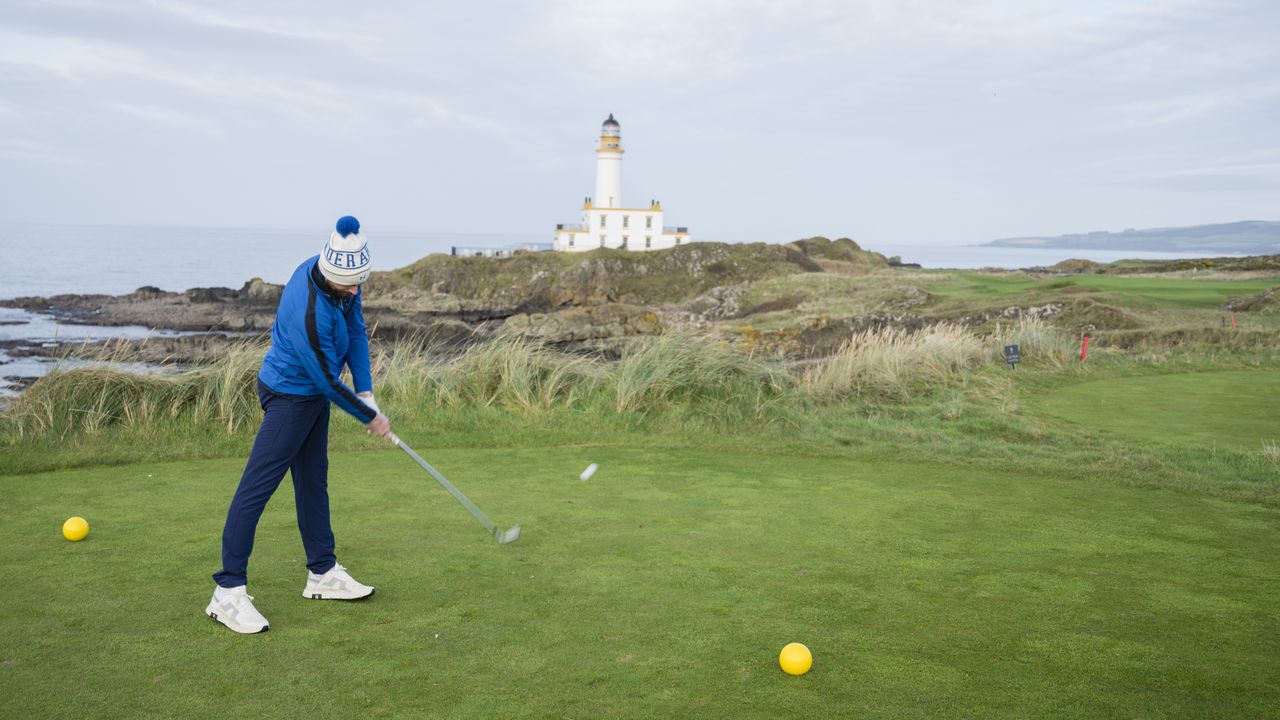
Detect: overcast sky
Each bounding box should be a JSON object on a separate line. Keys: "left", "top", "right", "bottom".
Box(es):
{"left": 1, "top": 0, "right": 1276, "bottom": 246}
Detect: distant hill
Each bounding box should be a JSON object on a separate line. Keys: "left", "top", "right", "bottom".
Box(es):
{"left": 984, "top": 220, "right": 1280, "bottom": 254}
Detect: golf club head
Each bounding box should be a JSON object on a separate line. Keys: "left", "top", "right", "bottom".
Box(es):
{"left": 494, "top": 525, "right": 522, "bottom": 544}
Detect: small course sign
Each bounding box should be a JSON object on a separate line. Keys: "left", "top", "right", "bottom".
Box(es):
{"left": 1003, "top": 344, "right": 1021, "bottom": 369}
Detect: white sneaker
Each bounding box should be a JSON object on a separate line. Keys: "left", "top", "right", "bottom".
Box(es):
{"left": 303, "top": 563, "right": 375, "bottom": 600}
{"left": 206, "top": 585, "right": 269, "bottom": 634}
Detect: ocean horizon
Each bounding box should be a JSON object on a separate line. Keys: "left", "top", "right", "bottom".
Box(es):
{"left": 11, "top": 222, "right": 1232, "bottom": 301}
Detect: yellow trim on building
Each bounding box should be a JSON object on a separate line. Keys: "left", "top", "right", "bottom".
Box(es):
{"left": 587, "top": 207, "right": 663, "bottom": 213}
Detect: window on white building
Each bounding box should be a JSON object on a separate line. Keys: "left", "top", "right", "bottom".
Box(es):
{"left": 623, "top": 215, "right": 629, "bottom": 228}
{"left": 622, "top": 236, "right": 629, "bottom": 249}
{"left": 599, "top": 215, "right": 606, "bottom": 228}
{"left": 645, "top": 216, "right": 652, "bottom": 229}
{"left": 569, "top": 237, "right": 575, "bottom": 247}
{"left": 600, "top": 235, "right": 606, "bottom": 247}
{"left": 645, "top": 236, "right": 652, "bottom": 248}
{"left": 675, "top": 237, "right": 681, "bottom": 245}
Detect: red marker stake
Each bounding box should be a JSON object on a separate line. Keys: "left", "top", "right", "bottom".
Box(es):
{"left": 1231, "top": 313, "right": 1236, "bottom": 329}
{"left": 1080, "top": 335, "right": 1089, "bottom": 362}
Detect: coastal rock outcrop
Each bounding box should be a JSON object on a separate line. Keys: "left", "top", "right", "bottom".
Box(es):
{"left": 2, "top": 280, "right": 283, "bottom": 332}
{"left": 502, "top": 304, "right": 663, "bottom": 343}
{"left": 369, "top": 241, "right": 884, "bottom": 313}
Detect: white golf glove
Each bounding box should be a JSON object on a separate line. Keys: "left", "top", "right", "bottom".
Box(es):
{"left": 361, "top": 394, "right": 380, "bottom": 415}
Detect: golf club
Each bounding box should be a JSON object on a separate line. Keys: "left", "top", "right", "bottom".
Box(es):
{"left": 388, "top": 433, "right": 521, "bottom": 544}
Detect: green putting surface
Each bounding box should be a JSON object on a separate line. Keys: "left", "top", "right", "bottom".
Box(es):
{"left": 1039, "top": 370, "right": 1280, "bottom": 449}
{"left": 2, "top": 445, "right": 1277, "bottom": 718}
{"left": 945, "top": 274, "right": 1280, "bottom": 309}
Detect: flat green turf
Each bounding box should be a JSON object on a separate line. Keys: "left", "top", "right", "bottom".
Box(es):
{"left": 939, "top": 274, "right": 1280, "bottom": 310}
{"left": 1039, "top": 371, "right": 1280, "bottom": 449}
{"left": 2, "top": 445, "right": 1277, "bottom": 718}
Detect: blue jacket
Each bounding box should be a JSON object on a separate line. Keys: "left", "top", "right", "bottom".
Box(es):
{"left": 258, "top": 256, "right": 377, "bottom": 423}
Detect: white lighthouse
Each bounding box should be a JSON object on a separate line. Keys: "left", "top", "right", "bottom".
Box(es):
{"left": 595, "top": 114, "right": 623, "bottom": 209}
{"left": 554, "top": 114, "right": 691, "bottom": 252}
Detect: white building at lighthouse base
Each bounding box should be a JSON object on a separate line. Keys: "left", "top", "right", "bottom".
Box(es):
{"left": 555, "top": 200, "right": 689, "bottom": 252}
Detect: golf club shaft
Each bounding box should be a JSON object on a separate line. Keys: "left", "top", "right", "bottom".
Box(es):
{"left": 388, "top": 433, "right": 497, "bottom": 535}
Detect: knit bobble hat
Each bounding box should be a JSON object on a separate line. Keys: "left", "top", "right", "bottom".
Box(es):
{"left": 319, "top": 216, "right": 371, "bottom": 286}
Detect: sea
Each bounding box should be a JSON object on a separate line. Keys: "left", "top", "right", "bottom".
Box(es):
{"left": 0, "top": 223, "right": 1231, "bottom": 396}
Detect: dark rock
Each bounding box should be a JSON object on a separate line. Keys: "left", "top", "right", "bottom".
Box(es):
{"left": 238, "top": 278, "right": 283, "bottom": 305}
{"left": 185, "top": 287, "right": 238, "bottom": 304}
{"left": 502, "top": 304, "right": 663, "bottom": 343}
{"left": 131, "top": 286, "right": 168, "bottom": 299}
{"left": 679, "top": 286, "right": 745, "bottom": 322}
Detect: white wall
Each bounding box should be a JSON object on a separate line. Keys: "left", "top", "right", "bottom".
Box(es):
{"left": 554, "top": 208, "right": 691, "bottom": 251}
{"left": 589, "top": 208, "right": 657, "bottom": 250}
{"left": 593, "top": 151, "right": 623, "bottom": 209}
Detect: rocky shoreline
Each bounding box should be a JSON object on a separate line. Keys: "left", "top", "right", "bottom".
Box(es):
{"left": 5, "top": 238, "right": 1180, "bottom": 381}
{"left": 0, "top": 279, "right": 689, "bottom": 372}
{"left": 0, "top": 276, "right": 483, "bottom": 366}
{"left": 2, "top": 278, "right": 286, "bottom": 333}
{"left": 0, "top": 277, "right": 736, "bottom": 366}
{"left": 0, "top": 242, "right": 859, "bottom": 364}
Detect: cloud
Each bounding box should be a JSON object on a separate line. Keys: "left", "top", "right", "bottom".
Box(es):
{"left": 0, "top": 0, "right": 1277, "bottom": 241}
{"left": 147, "top": 0, "right": 348, "bottom": 44}
{"left": 0, "top": 0, "right": 343, "bottom": 56}
{"left": 1118, "top": 155, "right": 1280, "bottom": 192}
{"left": 0, "top": 136, "right": 77, "bottom": 164}
{"left": 1132, "top": 173, "right": 1278, "bottom": 192}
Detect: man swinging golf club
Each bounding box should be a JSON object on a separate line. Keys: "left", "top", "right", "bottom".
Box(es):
{"left": 206, "top": 215, "right": 389, "bottom": 634}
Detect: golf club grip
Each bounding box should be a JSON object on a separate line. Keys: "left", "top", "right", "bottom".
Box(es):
{"left": 392, "top": 437, "right": 497, "bottom": 534}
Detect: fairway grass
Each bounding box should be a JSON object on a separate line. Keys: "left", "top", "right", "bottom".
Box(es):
{"left": 1040, "top": 370, "right": 1280, "bottom": 449}
{"left": 937, "top": 273, "right": 1280, "bottom": 310}
{"left": 2, "top": 445, "right": 1277, "bottom": 718}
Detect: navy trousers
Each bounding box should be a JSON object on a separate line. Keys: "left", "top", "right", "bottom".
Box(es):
{"left": 213, "top": 379, "right": 337, "bottom": 588}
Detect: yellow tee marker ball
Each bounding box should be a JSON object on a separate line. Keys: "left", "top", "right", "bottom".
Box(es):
{"left": 779, "top": 642, "right": 812, "bottom": 676}
{"left": 62, "top": 516, "right": 89, "bottom": 542}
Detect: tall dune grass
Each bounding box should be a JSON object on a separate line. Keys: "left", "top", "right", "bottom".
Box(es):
{"left": 5, "top": 342, "right": 263, "bottom": 439}
{"left": 612, "top": 334, "right": 793, "bottom": 416}
{"left": 433, "top": 337, "right": 603, "bottom": 411}
{"left": 994, "top": 317, "right": 1078, "bottom": 368}
{"left": 800, "top": 324, "right": 986, "bottom": 402}
{"left": 1, "top": 321, "right": 1076, "bottom": 443}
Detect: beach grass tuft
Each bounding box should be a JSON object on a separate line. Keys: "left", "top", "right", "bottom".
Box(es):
{"left": 799, "top": 324, "right": 986, "bottom": 402}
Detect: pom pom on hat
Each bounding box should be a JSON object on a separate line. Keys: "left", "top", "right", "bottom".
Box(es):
{"left": 336, "top": 215, "right": 360, "bottom": 237}
{"left": 320, "top": 215, "right": 371, "bottom": 286}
